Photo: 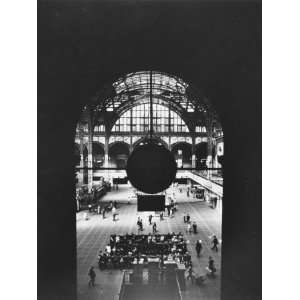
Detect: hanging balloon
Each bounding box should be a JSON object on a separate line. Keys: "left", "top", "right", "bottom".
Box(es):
{"left": 126, "top": 143, "right": 177, "bottom": 194}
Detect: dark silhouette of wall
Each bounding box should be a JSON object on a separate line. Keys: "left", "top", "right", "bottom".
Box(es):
{"left": 38, "top": 1, "right": 261, "bottom": 299}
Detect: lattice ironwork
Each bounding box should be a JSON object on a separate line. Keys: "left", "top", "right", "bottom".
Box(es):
{"left": 92, "top": 71, "right": 211, "bottom": 116}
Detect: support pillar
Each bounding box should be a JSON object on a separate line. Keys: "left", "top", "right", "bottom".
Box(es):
{"left": 206, "top": 121, "right": 213, "bottom": 169}
{"left": 87, "top": 107, "right": 93, "bottom": 192}
{"left": 191, "top": 135, "right": 196, "bottom": 168}
{"left": 207, "top": 138, "right": 213, "bottom": 168}
{"left": 78, "top": 127, "right": 84, "bottom": 187}
{"left": 104, "top": 135, "right": 109, "bottom": 181}
{"left": 129, "top": 136, "right": 133, "bottom": 153}
{"left": 213, "top": 144, "right": 219, "bottom": 168}
{"left": 104, "top": 136, "right": 109, "bottom": 167}
{"left": 78, "top": 153, "right": 84, "bottom": 186}
{"left": 206, "top": 119, "right": 214, "bottom": 180}
{"left": 87, "top": 147, "right": 93, "bottom": 192}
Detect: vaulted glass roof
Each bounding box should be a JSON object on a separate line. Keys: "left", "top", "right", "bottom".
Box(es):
{"left": 112, "top": 71, "right": 189, "bottom": 95}
{"left": 94, "top": 71, "right": 203, "bottom": 115}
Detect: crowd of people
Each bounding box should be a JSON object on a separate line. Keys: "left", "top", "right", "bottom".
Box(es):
{"left": 85, "top": 183, "right": 220, "bottom": 288}
{"left": 97, "top": 233, "right": 191, "bottom": 270}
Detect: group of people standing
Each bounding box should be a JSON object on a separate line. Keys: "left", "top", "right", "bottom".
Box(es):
{"left": 137, "top": 217, "right": 144, "bottom": 232}
{"left": 95, "top": 200, "right": 119, "bottom": 220}
{"left": 137, "top": 216, "right": 158, "bottom": 233}
{"left": 183, "top": 213, "right": 198, "bottom": 234}
{"left": 182, "top": 210, "right": 220, "bottom": 283}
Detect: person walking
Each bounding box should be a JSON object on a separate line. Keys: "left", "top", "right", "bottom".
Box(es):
{"left": 208, "top": 256, "right": 216, "bottom": 276}
{"left": 195, "top": 240, "right": 202, "bottom": 257}
{"left": 112, "top": 206, "right": 117, "bottom": 222}
{"left": 187, "top": 223, "right": 192, "bottom": 234}
{"left": 192, "top": 221, "right": 197, "bottom": 234}
{"left": 153, "top": 222, "right": 157, "bottom": 233}
{"left": 148, "top": 214, "right": 153, "bottom": 225}
{"left": 137, "top": 217, "right": 141, "bottom": 233}
{"left": 186, "top": 265, "right": 195, "bottom": 284}
{"left": 214, "top": 197, "right": 218, "bottom": 208}
{"left": 140, "top": 218, "right": 143, "bottom": 231}
{"left": 170, "top": 207, "right": 174, "bottom": 218}
{"left": 186, "top": 213, "right": 190, "bottom": 223}
{"left": 88, "top": 266, "right": 96, "bottom": 287}
{"left": 211, "top": 235, "right": 219, "bottom": 252}
{"left": 160, "top": 212, "right": 164, "bottom": 221}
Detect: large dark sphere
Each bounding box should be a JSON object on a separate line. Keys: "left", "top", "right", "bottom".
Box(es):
{"left": 126, "top": 143, "right": 177, "bottom": 194}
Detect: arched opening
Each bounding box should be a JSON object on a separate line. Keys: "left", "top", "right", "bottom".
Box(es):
{"left": 108, "top": 142, "right": 130, "bottom": 168}
{"left": 75, "top": 70, "right": 224, "bottom": 300}
{"left": 195, "top": 142, "right": 208, "bottom": 168}
{"left": 82, "top": 146, "right": 88, "bottom": 184}
{"left": 111, "top": 103, "right": 190, "bottom": 133}
{"left": 171, "top": 142, "right": 192, "bottom": 168}
{"left": 92, "top": 142, "right": 105, "bottom": 168}
{"left": 74, "top": 143, "right": 80, "bottom": 167}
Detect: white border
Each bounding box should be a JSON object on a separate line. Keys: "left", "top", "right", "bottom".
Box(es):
{"left": 263, "top": 0, "right": 300, "bottom": 298}
{"left": 1, "top": 0, "right": 300, "bottom": 299}
{"left": 0, "top": 0, "right": 37, "bottom": 299}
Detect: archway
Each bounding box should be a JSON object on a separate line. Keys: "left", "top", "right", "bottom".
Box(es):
{"left": 108, "top": 142, "right": 130, "bottom": 168}
{"left": 92, "top": 142, "right": 105, "bottom": 168}
{"left": 74, "top": 143, "right": 80, "bottom": 167}
{"left": 171, "top": 142, "right": 192, "bottom": 168}
{"left": 195, "top": 142, "right": 208, "bottom": 168}
{"left": 82, "top": 146, "right": 88, "bottom": 184}
{"left": 74, "top": 70, "right": 224, "bottom": 300}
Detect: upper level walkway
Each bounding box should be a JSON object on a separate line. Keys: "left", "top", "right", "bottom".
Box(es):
{"left": 177, "top": 171, "right": 223, "bottom": 198}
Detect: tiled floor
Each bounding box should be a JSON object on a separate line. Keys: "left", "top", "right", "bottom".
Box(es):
{"left": 77, "top": 185, "right": 222, "bottom": 300}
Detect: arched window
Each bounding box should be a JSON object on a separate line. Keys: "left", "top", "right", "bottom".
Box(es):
{"left": 93, "top": 124, "right": 105, "bottom": 132}
{"left": 111, "top": 103, "right": 189, "bottom": 133}
{"left": 195, "top": 126, "right": 207, "bottom": 133}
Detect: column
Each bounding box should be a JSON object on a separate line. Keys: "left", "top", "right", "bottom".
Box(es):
{"left": 129, "top": 136, "right": 133, "bottom": 153}
{"left": 78, "top": 152, "right": 84, "bottom": 186}
{"left": 78, "top": 126, "right": 84, "bottom": 187}
{"left": 206, "top": 121, "right": 213, "bottom": 169}
{"left": 104, "top": 135, "right": 109, "bottom": 167}
{"left": 104, "top": 135, "right": 109, "bottom": 181}
{"left": 87, "top": 140, "right": 93, "bottom": 192}
{"left": 213, "top": 143, "right": 219, "bottom": 168}
{"left": 191, "top": 135, "right": 196, "bottom": 168}
{"left": 206, "top": 118, "right": 214, "bottom": 181}
{"left": 87, "top": 108, "right": 93, "bottom": 192}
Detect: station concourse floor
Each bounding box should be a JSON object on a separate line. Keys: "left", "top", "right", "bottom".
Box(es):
{"left": 77, "top": 185, "right": 222, "bottom": 300}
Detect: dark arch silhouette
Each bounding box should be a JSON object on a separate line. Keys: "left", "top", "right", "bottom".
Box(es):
{"left": 74, "top": 143, "right": 80, "bottom": 167}
{"left": 195, "top": 142, "right": 208, "bottom": 168}
{"left": 171, "top": 142, "right": 192, "bottom": 168}
{"left": 108, "top": 142, "right": 130, "bottom": 168}
{"left": 92, "top": 142, "right": 105, "bottom": 168}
